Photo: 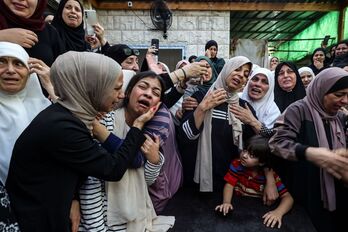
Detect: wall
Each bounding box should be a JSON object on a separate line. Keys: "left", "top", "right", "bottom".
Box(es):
{"left": 96, "top": 9, "right": 230, "bottom": 62}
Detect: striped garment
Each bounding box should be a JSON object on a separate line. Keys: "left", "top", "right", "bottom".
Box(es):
{"left": 224, "top": 159, "right": 287, "bottom": 198}
{"left": 79, "top": 112, "right": 164, "bottom": 231}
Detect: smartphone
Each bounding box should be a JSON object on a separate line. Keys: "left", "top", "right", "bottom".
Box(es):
{"left": 84, "top": 10, "right": 98, "bottom": 36}
{"left": 151, "top": 39, "right": 159, "bottom": 55}
{"left": 323, "top": 35, "right": 330, "bottom": 46}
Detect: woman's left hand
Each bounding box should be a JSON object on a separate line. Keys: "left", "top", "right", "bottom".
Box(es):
{"left": 141, "top": 134, "right": 160, "bottom": 164}
{"left": 230, "top": 104, "right": 256, "bottom": 125}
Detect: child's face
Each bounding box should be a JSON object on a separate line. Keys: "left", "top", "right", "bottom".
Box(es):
{"left": 239, "top": 150, "right": 260, "bottom": 168}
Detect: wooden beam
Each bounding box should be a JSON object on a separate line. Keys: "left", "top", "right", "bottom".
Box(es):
{"left": 337, "top": 7, "right": 345, "bottom": 41}
{"left": 89, "top": 1, "right": 340, "bottom": 12}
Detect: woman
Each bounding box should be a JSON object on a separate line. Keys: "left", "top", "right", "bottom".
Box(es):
{"left": 332, "top": 40, "right": 348, "bottom": 70}
{"left": 51, "top": 0, "right": 90, "bottom": 52}
{"left": 0, "top": 41, "right": 51, "bottom": 231}
{"left": 308, "top": 48, "right": 328, "bottom": 75}
{"left": 299, "top": 66, "right": 315, "bottom": 88}
{"left": 106, "top": 71, "right": 175, "bottom": 231}
{"left": 179, "top": 56, "right": 256, "bottom": 192}
{"left": 0, "top": 0, "right": 65, "bottom": 66}
{"left": 269, "top": 56, "right": 279, "bottom": 71}
{"left": 238, "top": 67, "right": 280, "bottom": 135}
{"left": 106, "top": 43, "right": 140, "bottom": 72}
{"left": 205, "top": 40, "right": 225, "bottom": 74}
{"left": 6, "top": 51, "right": 158, "bottom": 231}
{"left": 269, "top": 67, "right": 348, "bottom": 232}
{"left": 274, "top": 61, "right": 306, "bottom": 113}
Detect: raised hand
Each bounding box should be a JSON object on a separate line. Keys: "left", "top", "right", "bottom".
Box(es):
{"left": 0, "top": 28, "right": 38, "bottom": 48}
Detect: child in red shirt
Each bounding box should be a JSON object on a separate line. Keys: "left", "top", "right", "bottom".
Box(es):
{"left": 215, "top": 135, "right": 294, "bottom": 228}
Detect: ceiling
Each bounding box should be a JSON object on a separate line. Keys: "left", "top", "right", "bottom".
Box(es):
{"left": 49, "top": 0, "right": 347, "bottom": 52}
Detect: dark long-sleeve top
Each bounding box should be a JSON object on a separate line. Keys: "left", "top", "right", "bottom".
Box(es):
{"left": 6, "top": 103, "right": 145, "bottom": 232}
{"left": 269, "top": 99, "right": 348, "bottom": 232}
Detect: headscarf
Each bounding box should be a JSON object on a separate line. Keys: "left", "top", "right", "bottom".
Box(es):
{"left": 105, "top": 44, "right": 139, "bottom": 65}
{"left": 308, "top": 48, "right": 328, "bottom": 75}
{"left": 298, "top": 66, "right": 315, "bottom": 80}
{"left": 51, "top": 0, "right": 88, "bottom": 51}
{"left": 241, "top": 67, "right": 280, "bottom": 128}
{"left": 304, "top": 67, "right": 348, "bottom": 211}
{"left": 0, "top": 0, "right": 47, "bottom": 31}
{"left": 205, "top": 40, "right": 218, "bottom": 51}
{"left": 175, "top": 59, "right": 189, "bottom": 70}
{"left": 194, "top": 56, "right": 252, "bottom": 192}
{"left": 50, "top": 51, "right": 122, "bottom": 130}
{"left": 194, "top": 56, "right": 218, "bottom": 93}
{"left": 0, "top": 42, "right": 50, "bottom": 183}
{"left": 274, "top": 61, "right": 306, "bottom": 112}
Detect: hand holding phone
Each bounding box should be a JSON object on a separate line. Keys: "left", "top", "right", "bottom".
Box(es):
{"left": 151, "top": 39, "right": 159, "bottom": 55}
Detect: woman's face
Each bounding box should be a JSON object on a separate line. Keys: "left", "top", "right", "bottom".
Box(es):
{"left": 277, "top": 65, "right": 297, "bottom": 92}
{"left": 207, "top": 46, "right": 217, "bottom": 58}
{"left": 335, "top": 43, "right": 348, "bottom": 56}
{"left": 4, "top": 0, "right": 38, "bottom": 18}
{"left": 62, "top": 0, "right": 83, "bottom": 28}
{"left": 0, "top": 56, "right": 29, "bottom": 94}
{"left": 248, "top": 73, "right": 269, "bottom": 101}
{"left": 323, "top": 88, "right": 348, "bottom": 115}
{"left": 300, "top": 71, "right": 313, "bottom": 88}
{"left": 313, "top": 50, "right": 325, "bottom": 63}
{"left": 127, "top": 77, "right": 162, "bottom": 117}
{"left": 225, "top": 63, "right": 250, "bottom": 92}
{"left": 199, "top": 60, "right": 212, "bottom": 82}
{"left": 100, "top": 73, "right": 124, "bottom": 112}
{"left": 121, "top": 56, "right": 139, "bottom": 72}
{"left": 270, "top": 57, "right": 279, "bottom": 70}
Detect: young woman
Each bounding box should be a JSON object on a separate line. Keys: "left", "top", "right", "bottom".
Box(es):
{"left": 6, "top": 51, "right": 158, "bottom": 232}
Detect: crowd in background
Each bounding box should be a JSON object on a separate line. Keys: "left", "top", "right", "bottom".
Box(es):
{"left": 1, "top": 0, "right": 348, "bottom": 232}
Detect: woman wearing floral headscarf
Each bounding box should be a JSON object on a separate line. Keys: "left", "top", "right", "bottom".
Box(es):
{"left": 270, "top": 67, "right": 348, "bottom": 232}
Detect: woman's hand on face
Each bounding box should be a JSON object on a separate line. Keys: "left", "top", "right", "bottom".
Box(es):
{"left": 0, "top": 28, "right": 38, "bottom": 48}
{"left": 28, "top": 57, "right": 50, "bottom": 85}
{"left": 199, "top": 88, "right": 227, "bottom": 111}
{"left": 141, "top": 134, "right": 160, "bottom": 164}
{"left": 314, "top": 59, "right": 324, "bottom": 70}
{"left": 133, "top": 102, "right": 161, "bottom": 129}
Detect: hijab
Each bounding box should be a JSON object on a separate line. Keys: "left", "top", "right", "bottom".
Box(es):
{"left": 304, "top": 67, "right": 348, "bottom": 211}
{"left": 241, "top": 67, "right": 280, "bottom": 128}
{"left": 274, "top": 61, "right": 306, "bottom": 112}
{"left": 194, "top": 56, "right": 252, "bottom": 192}
{"left": 298, "top": 66, "right": 315, "bottom": 79}
{"left": 51, "top": 0, "right": 88, "bottom": 51}
{"left": 0, "top": 42, "right": 50, "bottom": 183}
{"left": 0, "top": 0, "right": 47, "bottom": 31}
{"left": 50, "top": 51, "right": 122, "bottom": 130}
{"left": 194, "top": 56, "right": 218, "bottom": 93}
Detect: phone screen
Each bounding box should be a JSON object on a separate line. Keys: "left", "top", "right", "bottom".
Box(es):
{"left": 151, "top": 39, "right": 159, "bottom": 55}
{"left": 84, "top": 10, "right": 98, "bottom": 35}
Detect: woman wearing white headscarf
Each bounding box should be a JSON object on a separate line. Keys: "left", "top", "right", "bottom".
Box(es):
{"left": 298, "top": 66, "right": 315, "bottom": 88}
{"left": 6, "top": 51, "right": 158, "bottom": 232}
{"left": 236, "top": 67, "right": 281, "bottom": 135}
{"left": 0, "top": 41, "right": 50, "bottom": 231}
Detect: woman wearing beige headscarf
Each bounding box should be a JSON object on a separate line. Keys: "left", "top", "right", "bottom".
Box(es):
{"left": 6, "top": 51, "right": 159, "bottom": 232}
{"left": 179, "top": 56, "right": 257, "bottom": 192}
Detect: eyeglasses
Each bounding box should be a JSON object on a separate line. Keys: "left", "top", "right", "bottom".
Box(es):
{"left": 123, "top": 48, "right": 140, "bottom": 56}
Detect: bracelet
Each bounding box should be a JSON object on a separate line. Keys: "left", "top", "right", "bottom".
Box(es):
{"left": 181, "top": 68, "right": 187, "bottom": 80}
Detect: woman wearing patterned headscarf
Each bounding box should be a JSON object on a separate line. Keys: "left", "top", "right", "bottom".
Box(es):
{"left": 6, "top": 51, "right": 158, "bottom": 231}
{"left": 270, "top": 67, "right": 348, "bottom": 232}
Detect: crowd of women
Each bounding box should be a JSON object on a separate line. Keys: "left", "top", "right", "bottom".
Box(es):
{"left": 1, "top": 0, "right": 348, "bottom": 232}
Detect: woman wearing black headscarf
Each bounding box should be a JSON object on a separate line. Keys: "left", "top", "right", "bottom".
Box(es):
{"left": 308, "top": 47, "right": 328, "bottom": 75}
{"left": 205, "top": 40, "right": 226, "bottom": 74}
{"left": 0, "top": 0, "right": 65, "bottom": 66}
{"left": 274, "top": 61, "right": 306, "bottom": 113}
{"left": 51, "top": 0, "right": 90, "bottom": 52}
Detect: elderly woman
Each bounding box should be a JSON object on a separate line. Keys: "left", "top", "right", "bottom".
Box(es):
{"left": 274, "top": 61, "right": 306, "bottom": 113}
{"left": 269, "top": 67, "right": 348, "bottom": 232}
{"left": 6, "top": 51, "right": 158, "bottom": 231}
{"left": 0, "top": 41, "right": 51, "bottom": 230}
{"left": 299, "top": 66, "right": 315, "bottom": 88}
{"left": 235, "top": 67, "right": 280, "bottom": 136}
{"left": 269, "top": 56, "right": 279, "bottom": 71}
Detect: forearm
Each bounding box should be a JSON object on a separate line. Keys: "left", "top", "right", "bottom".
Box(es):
{"left": 222, "top": 183, "right": 234, "bottom": 204}
{"left": 193, "top": 104, "right": 208, "bottom": 130}
{"left": 275, "top": 193, "right": 294, "bottom": 216}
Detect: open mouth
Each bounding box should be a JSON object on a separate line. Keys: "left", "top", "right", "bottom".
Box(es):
{"left": 68, "top": 15, "right": 78, "bottom": 20}
{"left": 3, "top": 77, "right": 20, "bottom": 83}
{"left": 137, "top": 99, "right": 150, "bottom": 109}
{"left": 231, "top": 77, "right": 241, "bottom": 86}
{"left": 250, "top": 87, "right": 261, "bottom": 94}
